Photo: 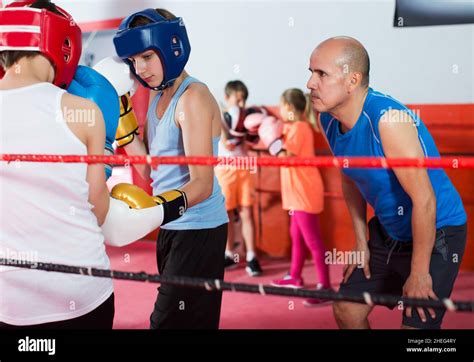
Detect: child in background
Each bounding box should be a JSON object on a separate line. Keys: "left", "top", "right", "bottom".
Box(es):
{"left": 216, "top": 80, "right": 263, "bottom": 276}
{"left": 271, "top": 88, "right": 330, "bottom": 307}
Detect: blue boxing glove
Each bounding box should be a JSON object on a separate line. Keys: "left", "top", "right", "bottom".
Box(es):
{"left": 68, "top": 65, "right": 120, "bottom": 179}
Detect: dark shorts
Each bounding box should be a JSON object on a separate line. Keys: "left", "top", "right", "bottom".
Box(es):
{"left": 339, "top": 217, "right": 467, "bottom": 329}
{"left": 0, "top": 293, "right": 115, "bottom": 329}
{"left": 150, "top": 223, "right": 228, "bottom": 329}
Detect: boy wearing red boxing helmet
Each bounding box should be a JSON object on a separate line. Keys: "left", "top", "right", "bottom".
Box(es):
{"left": 0, "top": 0, "right": 117, "bottom": 328}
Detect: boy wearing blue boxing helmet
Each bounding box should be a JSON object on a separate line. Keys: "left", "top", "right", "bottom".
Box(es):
{"left": 114, "top": 8, "right": 228, "bottom": 329}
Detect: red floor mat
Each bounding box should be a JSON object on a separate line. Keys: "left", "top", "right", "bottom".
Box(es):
{"left": 108, "top": 241, "right": 474, "bottom": 329}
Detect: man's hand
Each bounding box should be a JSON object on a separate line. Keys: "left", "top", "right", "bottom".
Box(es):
{"left": 403, "top": 273, "right": 438, "bottom": 322}
{"left": 343, "top": 243, "right": 371, "bottom": 283}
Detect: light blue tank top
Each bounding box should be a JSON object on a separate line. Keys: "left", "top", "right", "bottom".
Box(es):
{"left": 320, "top": 88, "right": 466, "bottom": 241}
{"left": 147, "top": 76, "right": 228, "bottom": 230}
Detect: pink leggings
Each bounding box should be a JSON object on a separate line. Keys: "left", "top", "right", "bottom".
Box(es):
{"left": 289, "top": 211, "right": 330, "bottom": 288}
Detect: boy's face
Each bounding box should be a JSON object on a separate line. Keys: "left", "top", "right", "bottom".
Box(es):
{"left": 225, "top": 90, "right": 246, "bottom": 109}
{"left": 128, "top": 50, "right": 164, "bottom": 88}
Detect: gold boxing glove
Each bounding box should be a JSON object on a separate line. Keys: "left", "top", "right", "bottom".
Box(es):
{"left": 111, "top": 183, "right": 188, "bottom": 225}
{"left": 115, "top": 93, "right": 139, "bottom": 147}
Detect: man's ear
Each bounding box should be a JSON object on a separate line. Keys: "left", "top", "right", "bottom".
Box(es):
{"left": 348, "top": 71, "right": 362, "bottom": 92}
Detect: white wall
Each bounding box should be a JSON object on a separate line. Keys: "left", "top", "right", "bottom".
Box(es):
{"left": 79, "top": 0, "right": 473, "bottom": 106}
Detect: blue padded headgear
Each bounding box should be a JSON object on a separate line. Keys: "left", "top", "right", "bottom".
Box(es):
{"left": 113, "top": 9, "right": 191, "bottom": 91}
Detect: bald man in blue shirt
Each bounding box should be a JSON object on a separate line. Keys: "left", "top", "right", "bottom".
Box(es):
{"left": 307, "top": 36, "right": 466, "bottom": 329}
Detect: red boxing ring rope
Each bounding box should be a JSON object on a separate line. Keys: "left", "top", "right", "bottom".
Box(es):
{"left": 1, "top": 154, "right": 474, "bottom": 169}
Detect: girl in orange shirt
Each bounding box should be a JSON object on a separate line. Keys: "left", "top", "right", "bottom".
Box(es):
{"left": 271, "top": 88, "right": 330, "bottom": 307}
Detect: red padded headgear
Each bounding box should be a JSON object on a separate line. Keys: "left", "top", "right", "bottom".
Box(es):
{"left": 0, "top": 1, "right": 82, "bottom": 88}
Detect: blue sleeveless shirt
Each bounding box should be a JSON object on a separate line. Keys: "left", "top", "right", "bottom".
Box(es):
{"left": 320, "top": 88, "right": 466, "bottom": 241}
{"left": 147, "top": 76, "right": 228, "bottom": 230}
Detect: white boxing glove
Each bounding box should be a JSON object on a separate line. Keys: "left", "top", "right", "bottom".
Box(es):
{"left": 93, "top": 56, "right": 138, "bottom": 97}
{"left": 101, "top": 198, "right": 164, "bottom": 247}
{"left": 101, "top": 183, "right": 187, "bottom": 247}
{"left": 94, "top": 56, "right": 140, "bottom": 147}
